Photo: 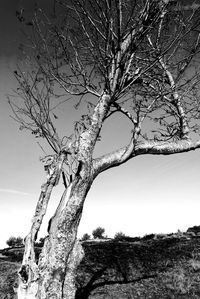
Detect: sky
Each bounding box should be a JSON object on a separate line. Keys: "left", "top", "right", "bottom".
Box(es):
{"left": 1, "top": 0, "right": 200, "bottom": 249}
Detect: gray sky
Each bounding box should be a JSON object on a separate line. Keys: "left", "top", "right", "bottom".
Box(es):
{"left": 1, "top": 0, "right": 200, "bottom": 248}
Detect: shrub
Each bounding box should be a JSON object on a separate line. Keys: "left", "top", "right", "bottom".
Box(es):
{"left": 162, "top": 267, "right": 192, "bottom": 295}
{"left": 189, "top": 249, "right": 200, "bottom": 272}
{"left": 114, "top": 232, "right": 126, "bottom": 240}
{"left": 6, "top": 236, "right": 23, "bottom": 247}
{"left": 142, "top": 234, "right": 155, "bottom": 241}
{"left": 190, "top": 259, "right": 200, "bottom": 272}
{"left": 92, "top": 227, "right": 106, "bottom": 239}
{"left": 187, "top": 225, "right": 200, "bottom": 234}
{"left": 81, "top": 233, "right": 91, "bottom": 241}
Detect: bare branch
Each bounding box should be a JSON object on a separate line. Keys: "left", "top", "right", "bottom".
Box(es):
{"left": 93, "top": 138, "right": 200, "bottom": 176}
{"left": 112, "top": 102, "right": 137, "bottom": 125}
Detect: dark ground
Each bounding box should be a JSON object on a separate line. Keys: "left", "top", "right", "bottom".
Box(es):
{"left": 1, "top": 228, "right": 200, "bottom": 298}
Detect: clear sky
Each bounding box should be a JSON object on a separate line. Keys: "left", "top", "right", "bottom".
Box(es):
{"left": 1, "top": 0, "right": 200, "bottom": 249}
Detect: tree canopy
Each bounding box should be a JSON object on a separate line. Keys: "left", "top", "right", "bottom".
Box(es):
{"left": 10, "top": 0, "right": 200, "bottom": 166}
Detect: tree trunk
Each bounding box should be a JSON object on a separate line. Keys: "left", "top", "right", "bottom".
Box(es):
{"left": 17, "top": 175, "right": 91, "bottom": 299}
{"left": 17, "top": 239, "right": 84, "bottom": 299}
{"left": 17, "top": 94, "right": 110, "bottom": 299}
{"left": 17, "top": 183, "right": 54, "bottom": 299}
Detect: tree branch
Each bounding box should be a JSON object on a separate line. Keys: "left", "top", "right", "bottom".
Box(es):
{"left": 93, "top": 138, "right": 200, "bottom": 176}
{"left": 112, "top": 102, "right": 137, "bottom": 125}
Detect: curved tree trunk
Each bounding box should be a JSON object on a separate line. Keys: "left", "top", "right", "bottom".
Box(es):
{"left": 17, "top": 175, "right": 91, "bottom": 299}
{"left": 37, "top": 178, "right": 89, "bottom": 299}
{"left": 17, "top": 94, "right": 111, "bottom": 299}
{"left": 17, "top": 182, "right": 54, "bottom": 299}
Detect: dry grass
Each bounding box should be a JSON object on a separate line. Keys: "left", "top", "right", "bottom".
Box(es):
{"left": 0, "top": 261, "right": 19, "bottom": 299}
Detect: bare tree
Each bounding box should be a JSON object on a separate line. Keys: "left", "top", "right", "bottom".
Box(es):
{"left": 9, "top": 0, "right": 200, "bottom": 298}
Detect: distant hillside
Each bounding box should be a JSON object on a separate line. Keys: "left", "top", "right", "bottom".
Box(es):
{"left": 77, "top": 233, "right": 200, "bottom": 299}
{"left": 1, "top": 227, "right": 200, "bottom": 298}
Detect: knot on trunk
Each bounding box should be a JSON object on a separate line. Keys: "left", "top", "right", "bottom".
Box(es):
{"left": 19, "top": 264, "right": 29, "bottom": 283}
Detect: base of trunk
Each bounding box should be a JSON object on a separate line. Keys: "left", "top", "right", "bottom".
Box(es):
{"left": 63, "top": 241, "right": 84, "bottom": 298}
{"left": 17, "top": 280, "right": 38, "bottom": 299}
{"left": 17, "top": 240, "right": 84, "bottom": 299}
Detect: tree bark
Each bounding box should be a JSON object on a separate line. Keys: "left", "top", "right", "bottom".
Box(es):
{"left": 38, "top": 177, "right": 91, "bottom": 298}
{"left": 17, "top": 174, "right": 91, "bottom": 299}
{"left": 17, "top": 93, "right": 112, "bottom": 299}
{"left": 17, "top": 182, "right": 54, "bottom": 299}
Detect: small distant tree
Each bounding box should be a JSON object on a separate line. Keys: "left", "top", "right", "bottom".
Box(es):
{"left": 114, "top": 232, "right": 126, "bottom": 240}
{"left": 6, "top": 236, "right": 23, "bottom": 247}
{"left": 6, "top": 236, "right": 16, "bottom": 247}
{"left": 142, "top": 233, "right": 155, "bottom": 241}
{"left": 15, "top": 236, "right": 23, "bottom": 247}
{"left": 92, "top": 227, "right": 106, "bottom": 239}
{"left": 81, "top": 233, "right": 91, "bottom": 241}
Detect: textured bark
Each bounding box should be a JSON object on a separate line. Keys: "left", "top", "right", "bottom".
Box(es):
{"left": 17, "top": 154, "right": 66, "bottom": 299}
{"left": 36, "top": 177, "right": 91, "bottom": 298}
{"left": 17, "top": 183, "right": 54, "bottom": 299}
{"left": 62, "top": 241, "right": 85, "bottom": 298}
{"left": 17, "top": 178, "right": 90, "bottom": 299}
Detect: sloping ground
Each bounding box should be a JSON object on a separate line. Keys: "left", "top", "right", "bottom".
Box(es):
{"left": 1, "top": 233, "right": 200, "bottom": 298}
{"left": 76, "top": 235, "right": 200, "bottom": 298}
